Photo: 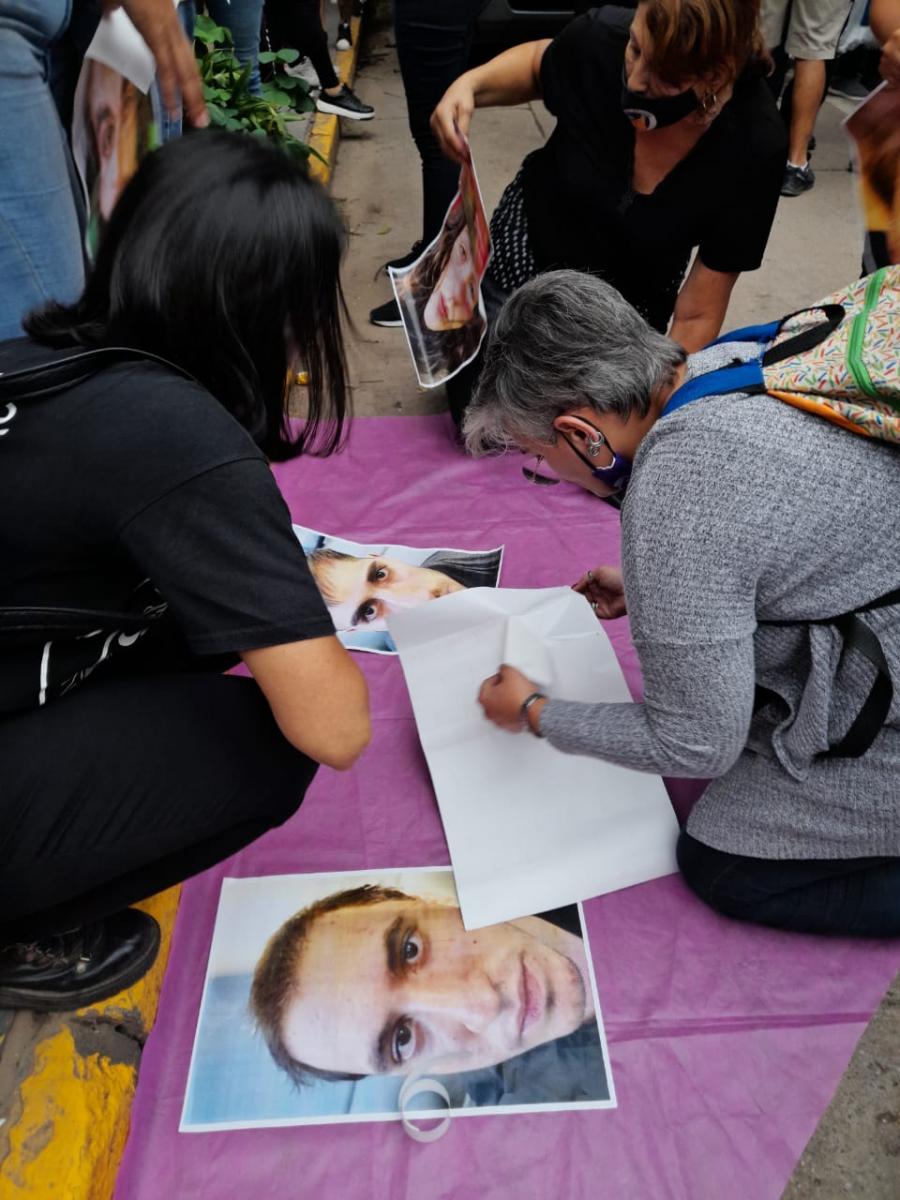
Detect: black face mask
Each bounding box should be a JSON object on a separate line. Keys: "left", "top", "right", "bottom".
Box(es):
{"left": 620, "top": 81, "right": 698, "bottom": 131}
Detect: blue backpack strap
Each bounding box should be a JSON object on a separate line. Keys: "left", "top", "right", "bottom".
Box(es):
{"left": 709, "top": 319, "right": 782, "bottom": 347}
{"left": 661, "top": 359, "right": 765, "bottom": 418}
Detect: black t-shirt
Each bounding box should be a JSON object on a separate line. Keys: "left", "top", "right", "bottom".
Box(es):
{"left": 521, "top": 10, "right": 787, "bottom": 330}
{"left": 0, "top": 338, "right": 334, "bottom": 714}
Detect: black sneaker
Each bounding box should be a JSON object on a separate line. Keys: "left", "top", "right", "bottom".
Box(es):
{"left": 781, "top": 163, "right": 815, "bottom": 197}
{"left": 370, "top": 297, "right": 403, "bottom": 327}
{"left": 0, "top": 910, "right": 161, "bottom": 1012}
{"left": 382, "top": 240, "right": 425, "bottom": 275}
{"left": 316, "top": 84, "right": 374, "bottom": 121}
{"left": 336, "top": 22, "right": 352, "bottom": 51}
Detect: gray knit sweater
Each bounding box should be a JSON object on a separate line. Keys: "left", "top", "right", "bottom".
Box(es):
{"left": 540, "top": 342, "right": 900, "bottom": 859}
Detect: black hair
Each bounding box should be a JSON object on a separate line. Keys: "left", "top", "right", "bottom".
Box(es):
{"left": 394, "top": 204, "right": 486, "bottom": 385}
{"left": 307, "top": 546, "right": 502, "bottom": 602}
{"left": 25, "top": 129, "right": 350, "bottom": 460}
{"left": 420, "top": 547, "right": 502, "bottom": 589}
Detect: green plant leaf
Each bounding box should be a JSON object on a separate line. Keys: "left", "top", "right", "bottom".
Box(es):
{"left": 275, "top": 48, "right": 300, "bottom": 63}
{"left": 194, "top": 15, "right": 231, "bottom": 45}
{"left": 261, "top": 85, "right": 293, "bottom": 107}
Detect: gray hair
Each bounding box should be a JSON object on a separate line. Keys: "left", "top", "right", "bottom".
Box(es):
{"left": 463, "top": 271, "right": 686, "bottom": 455}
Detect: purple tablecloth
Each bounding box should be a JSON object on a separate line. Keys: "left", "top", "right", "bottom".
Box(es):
{"left": 115, "top": 415, "right": 899, "bottom": 1200}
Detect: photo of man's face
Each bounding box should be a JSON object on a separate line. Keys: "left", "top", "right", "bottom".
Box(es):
{"left": 181, "top": 870, "right": 613, "bottom": 1132}
{"left": 293, "top": 528, "right": 504, "bottom": 654}
{"left": 275, "top": 894, "right": 594, "bottom": 1078}
{"left": 309, "top": 553, "right": 465, "bottom": 632}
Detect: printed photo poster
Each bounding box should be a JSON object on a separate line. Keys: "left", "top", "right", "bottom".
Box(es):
{"left": 71, "top": 8, "right": 161, "bottom": 260}
{"left": 390, "top": 136, "right": 492, "bottom": 388}
{"left": 180, "top": 868, "right": 615, "bottom": 1132}
{"left": 845, "top": 82, "right": 900, "bottom": 266}
{"left": 293, "top": 524, "right": 503, "bottom": 654}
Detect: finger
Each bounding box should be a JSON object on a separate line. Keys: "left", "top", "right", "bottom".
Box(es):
{"left": 453, "top": 103, "right": 471, "bottom": 147}
{"left": 572, "top": 574, "right": 589, "bottom": 594}
{"left": 431, "top": 110, "right": 463, "bottom": 163}
{"left": 172, "top": 32, "right": 208, "bottom": 127}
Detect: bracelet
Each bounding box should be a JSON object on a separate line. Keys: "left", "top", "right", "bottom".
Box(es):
{"left": 520, "top": 691, "right": 547, "bottom": 738}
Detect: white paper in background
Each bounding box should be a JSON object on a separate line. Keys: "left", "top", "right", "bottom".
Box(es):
{"left": 389, "top": 587, "right": 679, "bottom": 929}
{"left": 84, "top": 8, "right": 157, "bottom": 93}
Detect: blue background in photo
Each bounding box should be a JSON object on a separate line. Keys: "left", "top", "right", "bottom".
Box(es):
{"left": 182, "top": 973, "right": 610, "bottom": 1128}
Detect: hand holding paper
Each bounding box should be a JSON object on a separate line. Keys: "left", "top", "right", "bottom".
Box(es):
{"left": 389, "top": 587, "right": 679, "bottom": 929}
{"left": 571, "top": 564, "right": 627, "bottom": 620}
{"left": 478, "top": 664, "right": 544, "bottom": 733}
{"left": 114, "top": 0, "right": 207, "bottom": 124}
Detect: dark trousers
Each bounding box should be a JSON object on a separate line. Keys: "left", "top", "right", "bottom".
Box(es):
{"left": 444, "top": 269, "right": 509, "bottom": 429}
{"left": 0, "top": 672, "right": 317, "bottom": 941}
{"left": 265, "top": 0, "right": 339, "bottom": 90}
{"left": 393, "top": 0, "right": 488, "bottom": 247}
{"left": 678, "top": 831, "right": 900, "bottom": 937}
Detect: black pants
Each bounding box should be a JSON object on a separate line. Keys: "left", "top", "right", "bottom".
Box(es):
{"left": 0, "top": 673, "right": 317, "bottom": 941}
{"left": 678, "top": 831, "right": 900, "bottom": 937}
{"left": 265, "top": 0, "right": 339, "bottom": 90}
{"left": 393, "top": 0, "right": 488, "bottom": 247}
{"left": 445, "top": 269, "right": 509, "bottom": 429}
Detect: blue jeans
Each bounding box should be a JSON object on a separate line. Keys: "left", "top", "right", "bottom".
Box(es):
{"left": 153, "top": 1, "right": 197, "bottom": 143}
{"left": 677, "top": 831, "right": 900, "bottom": 936}
{"left": 0, "top": 0, "right": 84, "bottom": 340}
{"left": 207, "top": 0, "right": 263, "bottom": 95}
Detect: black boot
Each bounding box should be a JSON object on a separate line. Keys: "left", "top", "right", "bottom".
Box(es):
{"left": 375, "top": 240, "right": 426, "bottom": 280}
{"left": 0, "top": 910, "right": 161, "bottom": 1012}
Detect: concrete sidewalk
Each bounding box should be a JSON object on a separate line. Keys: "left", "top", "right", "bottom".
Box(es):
{"left": 337, "top": 4, "right": 864, "bottom": 419}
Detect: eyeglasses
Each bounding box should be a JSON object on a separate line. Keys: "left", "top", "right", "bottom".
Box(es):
{"left": 521, "top": 455, "right": 560, "bottom": 486}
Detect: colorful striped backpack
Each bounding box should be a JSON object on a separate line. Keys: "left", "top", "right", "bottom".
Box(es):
{"left": 662, "top": 265, "right": 900, "bottom": 442}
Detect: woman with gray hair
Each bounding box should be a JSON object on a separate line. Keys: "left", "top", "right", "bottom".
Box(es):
{"left": 469, "top": 269, "right": 900, "bottom": 937}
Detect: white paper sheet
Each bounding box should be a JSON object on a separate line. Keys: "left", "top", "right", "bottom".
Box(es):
{"left": 389, "top": 587, "right": 679, "bottom": 929}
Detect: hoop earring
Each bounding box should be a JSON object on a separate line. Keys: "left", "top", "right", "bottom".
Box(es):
{"left": 699, "top": 91, "right": 718, "bottom": 121}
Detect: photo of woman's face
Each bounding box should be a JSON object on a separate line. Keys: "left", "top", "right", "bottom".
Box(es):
{"left": 423, "top": 228, "right": 479, "bottom": 331}
{"left": 313, "top": 554, "right": 465, "bottom": 632}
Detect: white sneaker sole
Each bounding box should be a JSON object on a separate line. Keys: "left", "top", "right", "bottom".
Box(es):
{"left": 316, "top": 98, "right": 374, "bottom": 120}
{"left": 370, "top": 315, "right": 403, "bottom": 328}
{"left": 336, "top": 38, "right": 351, "bottom": 50}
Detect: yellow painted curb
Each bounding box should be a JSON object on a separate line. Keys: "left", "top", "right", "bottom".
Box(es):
{"left": 1, "top": 886, "right": 180, "bottom": 1200}
{"left": 1, "top": 1026, "right": 135, "bottom": 1200}
{"left": 308, "top": 15, "right": 362, "bottom": 186}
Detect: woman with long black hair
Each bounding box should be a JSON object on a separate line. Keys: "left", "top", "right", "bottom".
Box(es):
{"left": 0, "top": 130, "right": 371, "bottom": 1011}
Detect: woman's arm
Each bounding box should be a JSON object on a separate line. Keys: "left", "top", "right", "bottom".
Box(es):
{"left": 242, "top": 637, "right": 370, "bottom": 771}
{"left": 871, "top": 0, "right": 900, "bottom": 49}
{"left": 430, "top": 40, "right": 551, "bottom": 162}
{"left": 668, "top": 260, "right": 739, "bottom": 353}
{"left": 539, "top": 635, "right": 756, "bottom": 777}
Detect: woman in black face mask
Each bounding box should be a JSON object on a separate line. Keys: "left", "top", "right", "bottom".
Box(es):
{"left": 429, "top": 0, "right": 786, "bottom": 431}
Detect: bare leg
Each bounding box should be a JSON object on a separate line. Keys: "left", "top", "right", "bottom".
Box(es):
{"left": 788, "top": 58, "right": 826, "bottom": 164}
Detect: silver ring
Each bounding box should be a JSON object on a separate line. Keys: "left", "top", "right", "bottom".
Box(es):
{"left": 591, "top": 600, "right": 599, "bottom": 612}
{"left": 586, "top": 570, "right": 594, "bottom": 582}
